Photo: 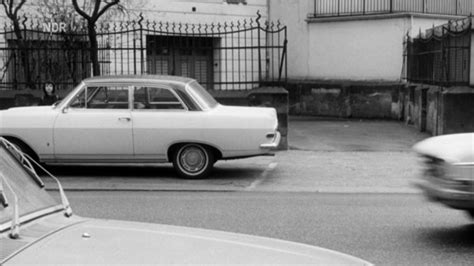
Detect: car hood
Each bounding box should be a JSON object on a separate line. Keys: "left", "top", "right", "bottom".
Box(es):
{"left": 413, "top": 133, "right": 474, "bottom": 163}
{"left": 3, "top": 105, "right": 54, "bottom": 113}
{"left": 6, "top": 218, "right": 371, "bottom": 265}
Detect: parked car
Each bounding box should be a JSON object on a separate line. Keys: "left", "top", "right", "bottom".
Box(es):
{"left": 413, "top": 133, "right": 474, "bottom": 219}
{"left": 0, "top": 75, "right": 281, "bottom": 178}
{"left": 0, "top": 138, "right": 372, "bottom": 265}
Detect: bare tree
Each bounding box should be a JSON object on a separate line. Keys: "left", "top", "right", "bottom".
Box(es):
{"left": 1, "top": 0, "right": 34, "bottom": 89}
{"left": 72, "top": 0, "right": 124, "bottom": 76}
{"left": 39, "top": 0, "right": 89, "bottom": 85}
{"left": 40, "top": 0, "right": 86, "bottom": 31}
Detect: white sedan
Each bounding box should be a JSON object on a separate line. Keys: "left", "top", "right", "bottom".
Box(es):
{"left": 0, "top": 75, "right": 281, "bottom": 178}
{"left": 413, "top": 133, "right": 474, "bottom": 219}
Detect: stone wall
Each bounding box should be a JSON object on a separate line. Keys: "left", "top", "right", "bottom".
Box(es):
{"left": 407, "top": 85, "right": 474, "bottom": 135}
{"left": 287, "top": 81, "right": 403, "bottom": 119}
{"left": 439, "top": 88, "right": 474, "bottom": 134}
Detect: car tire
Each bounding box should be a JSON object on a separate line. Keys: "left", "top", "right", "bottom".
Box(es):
{"left": 172, "top": 144, "right": 214, "bottom": 179}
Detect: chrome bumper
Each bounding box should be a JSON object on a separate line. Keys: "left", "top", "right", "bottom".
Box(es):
{"left": 416, "top": 181, "right": 474, "bottom": 209}
{"left": 260, "top": 131, "right": 281, "bottom": 149}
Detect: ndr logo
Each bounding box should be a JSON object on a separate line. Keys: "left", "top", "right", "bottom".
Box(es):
{"left": 42, "top": 22, "right": 77, "bottom": 33}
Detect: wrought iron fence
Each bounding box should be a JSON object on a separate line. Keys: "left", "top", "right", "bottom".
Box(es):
{"left": 0, "top": 12, "right": 287, "bottom": 106}
{"left": 311, "top": 0, "right": 473, "bottom": 17}
{"left": 405, "top": 18, "right": 471, "bottom": 86}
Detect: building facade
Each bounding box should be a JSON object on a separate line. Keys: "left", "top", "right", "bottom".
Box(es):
{"left": 268, "top": 0, "right": 473, "bottom": 133}
{"left": 270, "top": 0, "right": 471, "bottom": 81}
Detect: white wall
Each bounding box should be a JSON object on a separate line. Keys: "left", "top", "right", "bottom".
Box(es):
{"left": 268, "top": 0, "right": 311, "bottom": 80}
{"left": 133, "top": 0, "right": 267, "bottom": 23}
{"left": 0, "top": 0, "right": 268, "bottom": 23}
{"left": 308, "top": 17, "right": 410, "bottom": 81}
{"left": 269, "top": 0, "right": 461, "bottom": 81}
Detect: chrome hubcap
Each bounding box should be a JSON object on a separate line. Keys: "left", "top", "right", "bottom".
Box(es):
{"left": 179, "top": 146, "right": 207, "bottom": 173}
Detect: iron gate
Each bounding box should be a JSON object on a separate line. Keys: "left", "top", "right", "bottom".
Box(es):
{"left": 406, "top": 17, "right": 471, "bottom": 86}
{"left": 0, "top": 12, "right": 287, "bottom": 107}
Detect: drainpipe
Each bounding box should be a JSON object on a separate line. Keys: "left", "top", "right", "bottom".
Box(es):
{"left": 267, "top": 0, "right": 270, "bottom": 21}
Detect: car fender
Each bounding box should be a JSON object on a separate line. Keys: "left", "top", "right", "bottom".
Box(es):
{"left": 0, "top": 107, "right": 59, "bottom": 159}
{"left": 165, "top": 140, "right": 224, "bottom": 161}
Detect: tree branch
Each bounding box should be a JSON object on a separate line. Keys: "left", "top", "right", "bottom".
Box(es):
{"left": 96, "top": 0, "right": 119, "bottom": 21}
{"left": 91, "top": 0, "right": 101, "bottom": 19}
{"left": 72, "top": 0, "right": 91, "bottom": 21}
{"left": 12, "top": 0, "right": 26, "bottom": 17}
{"left": 1, "top": 0, "right": 14, "bottom": 18}
{"left": 8, "top": 0, "right": 13, "bottom": 13}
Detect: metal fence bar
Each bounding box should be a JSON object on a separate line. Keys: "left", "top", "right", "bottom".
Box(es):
{"left": 406, "top": 18, "right": 471, "bottom": 87}
{"left": 312, "top": 0, "right": 472, "bottom": 17}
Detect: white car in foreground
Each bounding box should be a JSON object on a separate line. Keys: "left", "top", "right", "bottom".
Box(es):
{"left": 0, "top": 75, "right": 281, "bottom": 178}
{"left": 413, "top": 133, "right": 474, "bottom": 219}
{"left": 0, "top": 138, "right": 372, "bottom": 265}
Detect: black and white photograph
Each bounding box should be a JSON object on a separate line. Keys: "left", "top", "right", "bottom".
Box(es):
{"left": 0, "top": 0, "right": 473, "bottom": 265}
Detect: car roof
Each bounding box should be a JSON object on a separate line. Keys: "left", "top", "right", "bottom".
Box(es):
{"left": 82, "top": 75, "right": 195, "bottom": 85}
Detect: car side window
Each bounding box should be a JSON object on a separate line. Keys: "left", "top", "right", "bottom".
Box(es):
{"left": 69, "top": 86, "right": 129, "bottom": 109}
{"left": 133, "top": 86, "right": 185, "bottom": 110}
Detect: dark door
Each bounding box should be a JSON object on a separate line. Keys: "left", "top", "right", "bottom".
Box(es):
{"left": 146, "top": 36, "right": 214, "bottom": 89}
{"left": 420, "top": 88, "right": 428, "bottom": 132}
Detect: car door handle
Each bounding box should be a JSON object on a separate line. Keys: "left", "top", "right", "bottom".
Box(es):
{"left": 118, "top": 117, "right": 131, "bottom": 122}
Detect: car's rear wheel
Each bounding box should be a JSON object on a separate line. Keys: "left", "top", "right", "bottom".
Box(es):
{"left": 172, "top": 144, "right": 214, "bottom": 179}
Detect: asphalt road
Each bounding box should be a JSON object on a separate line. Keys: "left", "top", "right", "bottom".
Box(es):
{"left": 43, "top": 148, "right": 421, "bottom": 193}
{"left": 42, "top": 119, "right": 462, "bottom": 264}
{"left": 57, "top": 191, "right": 474, "bottom": 266}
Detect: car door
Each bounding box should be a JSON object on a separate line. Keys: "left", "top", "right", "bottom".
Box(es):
{"left": 53, "top": 84, "right": 134, "bottom": 162}
{"left": 131, "top": 85, "right": 203, "bottom": 161}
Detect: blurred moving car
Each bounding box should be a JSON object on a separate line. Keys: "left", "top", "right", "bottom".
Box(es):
{"left": 0, "top": 75, "right": 281, "bottom": 178}
{"left": 0, "top": 138, "right": 372, "bottom": 265}
{"left": 413, "top": 133, "right": 474, "bottom": 219}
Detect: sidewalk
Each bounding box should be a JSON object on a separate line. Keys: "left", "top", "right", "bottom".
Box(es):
{"left": 288, "top": 116, "right": 429, "bottom": 152}
{"left": 255, "top": 117, "right": 430, "bottom": 193}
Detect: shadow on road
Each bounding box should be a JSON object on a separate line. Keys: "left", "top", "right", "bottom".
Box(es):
{"left": 43, "top": 165, "right": 176, "bottom": 178}
{"left": 417, "top": 223, "right": 474, "bottom": 248}
{"left": 41, "top": 164, "right": 265, "bottom": 181}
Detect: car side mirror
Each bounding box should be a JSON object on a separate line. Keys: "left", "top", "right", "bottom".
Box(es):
{"left": 62, "top": 107, "right": 69, "bottom": 114}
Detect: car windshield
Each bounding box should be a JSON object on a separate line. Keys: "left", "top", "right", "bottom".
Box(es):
{"left": 0, "top": 143, "right": 59, "bottom": 228}
{"left": 55, "top": 82, "right": 85, "bottom": 109}
{"left": 186, "top": 81, "right": 218, "bottom": 109}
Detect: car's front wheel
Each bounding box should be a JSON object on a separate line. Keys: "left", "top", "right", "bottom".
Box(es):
{"left": 172, "top": 144, "right": 214, "bottom": 179}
